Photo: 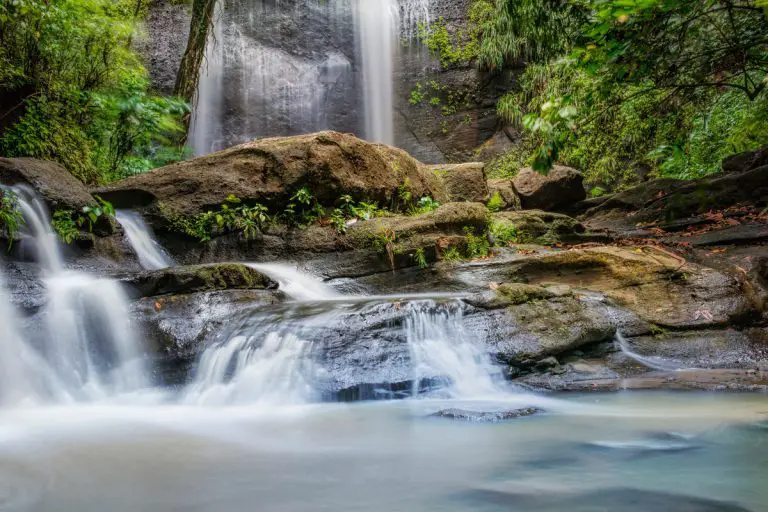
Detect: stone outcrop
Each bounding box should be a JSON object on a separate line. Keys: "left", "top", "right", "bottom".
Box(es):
{"left": 0, "top": 157, "right": 96, "bottom": 212}
{"left": 429, "top": 162, "right": 488, "bottom": 203}
{"left": 487, "top": 178, "right": 521, "bottom": 211}
{"left": 512, "top": 166, "right": 586, "bottom": 212}
{"left": 98, "top": 131, "right": 449, "bottom": 220}
{"left": 121, "top": 263, "right": 276, "bottom": 298}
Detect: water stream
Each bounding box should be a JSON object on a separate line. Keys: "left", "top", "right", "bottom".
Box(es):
{"left": 115, "top": 210, "right": 174, "bottom": 270}
{"left": 1, "top": 196, "right": 766, "bottom": 510}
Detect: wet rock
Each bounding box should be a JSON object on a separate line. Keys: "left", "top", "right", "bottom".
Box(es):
{"left": 492, "top": 210, "right": 586, "bottom": 244}
{"left": 431, "top": 407, "right": 542, "bottom": 422}
{"left": 465, "top": 283, "right": 554, "bottom": 309}
{"left": 500, "top": 245, "right": 756, "bottom": 329}
{"left": 132, "top": 290, "right": 281, "bottom": 385}
{"left": 471, "top": 296, "right": 618, "bottom": 364}
{"left": 0, "top": 157, "right": 97, "bottom": 213}
{"left": 97, "top": 131, "right": 448, "bottom": 220}
{"left": 121, "top": 263, "right": 277, "bottom": 298}
{"left": 512, "top": 166, "right": 586, "bottom": 212}
{"left": 428, "top": 162, "right": 488, "bottom": 203}
{"left": 487, "top": 178, "right": 521, "bottom": 211}
{"left": 722, "top": 145, "right": 768, "bottom": 174}
{"left": 516, "top": 361, "right": 619, "bottom": 390}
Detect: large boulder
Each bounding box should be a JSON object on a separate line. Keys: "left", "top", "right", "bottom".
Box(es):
{"left": 512, "top": 165, "right": 586, "bottom": 211}
{"left": 97, "top": 131, "right": 448, "bottom": 219}
{"left": 120, "top": 263, "right": 277, "bottom": 298}
{"left": 0, "top": 157, "right": 96, "bottom": 212}
{"left": 428, "top": 162, "right": 488, "bottom": 203}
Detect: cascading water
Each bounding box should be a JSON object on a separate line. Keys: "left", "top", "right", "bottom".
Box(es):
{"left": 115, "top": 210, "right": 174, "bottom": 270}
{"left": 616, "top": 331, "right": 686, "bottom": 372}
{"left": 405, "top": 300, "right": 506, "bottom": 399}
{"left": 10, "top": 188, "right": 150, "bottom": 401}
{"left": 189, "top": 0, "right": 357, "bottom": 156}
{"left": 401, "top": 0, "right": 430, "bottom": 39}
{"left": 356, "top": 0, "right": 399, "bottom": 144}
{"left": 246, "top": 263, "right": 338, "bottom": 301}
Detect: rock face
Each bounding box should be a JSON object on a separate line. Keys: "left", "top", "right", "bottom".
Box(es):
{"left": 512, "top": 166, "right": 586, "bottom": 212}
{"left": 429, "top": 163, "right": 489, "bottom": 203}
{"left": 491, "top": 210, "right": 588, "bottom": 244}
{"left": 722, "top": 145, "right": 768, "bottom": 174}
{"left": 0, "top": 157, "right": 96, "bottom": 212}
{"left": 136, "top": 0, "right": 191, "bottom": 95}
{"left": 98, "top": 132, "right": 448, "bottom": 219}
{"left": 121, "top": 263, "right": 276, "bottom": 298}
{"left": 582, "top": 164, "right": 768, "bottom": 234}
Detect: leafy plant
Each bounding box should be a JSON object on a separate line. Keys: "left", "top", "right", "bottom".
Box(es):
{"left": 52, "top": 210, "right": 80, "bottom": 244}
{"left": 490, "top": 221, "right": 528, "bottom": 246}
{"left": 0, "top": 189, "right": 24, "bottom": 246}
{"left": 372, "top": 228, "right": 397, "bottom": 270}
{"left": 411, "top": 196, "right": 441, "bottom": 215}
{"left": 487, "top": 191, "right": 504, "bottom": 212}
{"left": 441, "top": 246, "right": 464, "bottom": 263}
{"left": 175, "top": 195, "right": 269, "bottom": 242}
{"left": 411, "top": 248, "right": 429, "bottom": 270}
{"left": 464, "top": 227, "right": 490, "bottom": 259}
{"left": 283, "top": 186, "right": 325, "bottom": 227}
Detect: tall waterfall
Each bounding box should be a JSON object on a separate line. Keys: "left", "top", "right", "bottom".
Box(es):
{"left": 189, "top": 0, "right": 357, "bottom": 156}
{"left": 115, "top": 210, "right": 174, "bottom": 270}
{"left": 356, "top": 0, "right": 399, "bottom": 144}
{"left": 8, "top": 188, "right": 150, "bottom": 401}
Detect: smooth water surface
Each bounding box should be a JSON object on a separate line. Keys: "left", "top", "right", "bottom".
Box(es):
{"left": 0, "top": 393, "right": 765, "bottom": 511}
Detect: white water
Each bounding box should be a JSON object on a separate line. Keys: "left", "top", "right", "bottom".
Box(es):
{"left": 247, "top": 263, "right": 339, "bottom": 301}
{"left": 401, "top": 0, "right": 430, "bottom": 39}
{"left": 189, "top": 0, "right": 355, "bottom": 156}
{"left": 357, "top": 0, "right": 399, "bottom": 144}
{"left": 616, "top": 331, "right": 687, "bottom": 372}
{"left": 185, "top": 332, "right": 317, "bottom": 405}
{"left": 9, "top": 190, "right": 150, "bottom": 401}
{"left": 115, "top": 210, "right": 174, "bottom": 270}
{"left": 189, "top": 0, "right": 225, "bottom": 156}
{"left": 406, "top": 301, "right": 506, "bottom": 399}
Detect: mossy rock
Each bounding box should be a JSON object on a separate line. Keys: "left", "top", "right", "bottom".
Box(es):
{"left": 492, "top": 210, "right": 585, "bottom": 245}
{"left": 465, "top": 283, "right": 554, "bottom": 309}
{"left": 122, "top": 263, "right": 277, "bottom": 298}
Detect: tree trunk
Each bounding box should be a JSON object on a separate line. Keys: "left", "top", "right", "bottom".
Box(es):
{"left": 174, "top": 0, "right": 217, "bottom": 138}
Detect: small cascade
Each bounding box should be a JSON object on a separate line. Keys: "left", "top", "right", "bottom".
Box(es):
{"left": 184, "top": 331, "right": 317, "bottom": 406}
{"left": 616, "top": 331, "right": 686, "bottom": 372}
{"left": 401, "top": 0, "right": 430, "bottom": 39}
{"left": 11, "top": 189, "right": 150, "bottom": 401}
{"left": 405, "top": 300, "right": 505, "bottom": 399}
{"left": 115, "top": 210, "right": 174, "bottom": 270}
{"left": 356, "top": 0, "right": 399, "bottom": 144}
{"left": 247, "top": 263, "right": 338, "bottom": 301}
{"left": 12, "top": 185, "right": 64, "bottom": 273}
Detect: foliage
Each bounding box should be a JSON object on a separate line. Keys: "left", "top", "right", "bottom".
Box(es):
{"left": 485, "top": 0, "right": 768, "bottom": 188}
{"left": 52, "top": 210, "right": 80, "bottom": 244}
{"left": 174, "top": 195, "right": 269, "bottom": 242}
{"left": 418, "top": 1, "right": 493, "bottom": 68}
{"left": 486, "top": 192, "right": 505, "bottom": 212}
{"left": 0, "top": 189, "right": 24, "bottom": 245}
{"left": 441, "top": 246, "right": 464, "bottom": 263}
{"left": 464, "top": 227, "right": 491, "bottom": 259}
{"left": 51, "top": 196, "right": 116, "bottom": 243}
{"left": 0, "top": 0, "right": 189, "bottom": 184}
{"left": 283, "top": 187, "right": 326, "bottom": 227}
{"left": 372, "top": 228, "right": 397, "bottom": 270}
{"left": 410, "top": 248, "right": 429, "bottom": 270}
{"left": 490, "top": 221, "right": 528, "bottom": 246}
{"left": 410, "top": 197, "right": 441, "bottom": 215}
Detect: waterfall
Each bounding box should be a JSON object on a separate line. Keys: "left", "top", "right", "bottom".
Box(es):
{"left": 247, "top": 263, "right": 338, "bottom": 301}
{"left": 356, "top": 0, "right": 399, "bottom": 144}
{"left": 11, "top": 189, "right": 150, "bottom": 401}
{"left": 115, "top": 210, "right": 174, "bottom": 270}
{"left": 401, "top": 0, "right": 430, "bottom": 39}
{"left": 405, "top": 300, "right": 505, "bottom": 399}
{"left": 189, "top": 0, "right": 356, "bottom": 156}
{"left": 184, "top": 331, "right": 317, "bottom": 405}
